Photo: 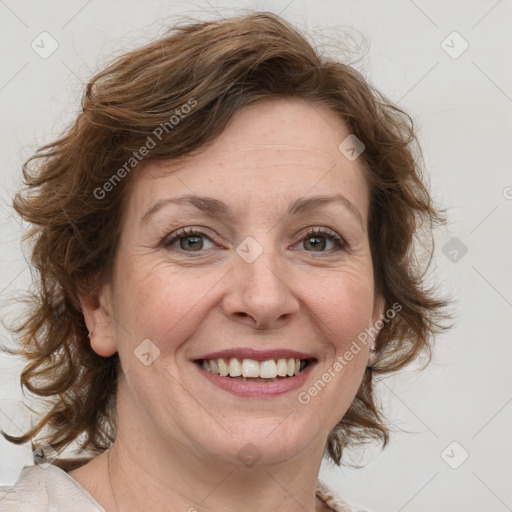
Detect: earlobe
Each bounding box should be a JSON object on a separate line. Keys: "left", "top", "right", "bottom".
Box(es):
{"left": 79, "top": 290, "right": 117, "bottom": 357}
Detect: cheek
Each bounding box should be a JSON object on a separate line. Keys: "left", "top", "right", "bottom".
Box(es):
{"left": 305, "top": 265, "right": 375, "bottom": 354}
{"left": 111, "top": 258, "right": 225, "bottom": 355}
{"left": 300, "top": 275, "right": 374, "bottom": 426}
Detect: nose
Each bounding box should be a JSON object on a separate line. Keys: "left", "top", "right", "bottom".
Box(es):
{"left": 222, "top": 247, "right": 300, "bottom": 330}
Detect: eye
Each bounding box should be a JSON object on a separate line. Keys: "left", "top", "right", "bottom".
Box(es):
{"left": 163, "top": 227, "right": 216, "bottom": 252}
{"left": 295, "top": 227, "right": 347, "bottom": 253}
{"left": 162, "top": 226, "right": 347, "bottom": 254}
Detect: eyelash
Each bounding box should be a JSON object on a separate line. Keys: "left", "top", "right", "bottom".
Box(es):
{"left": 162, "top": 226, "right": 347, "bottom": 254}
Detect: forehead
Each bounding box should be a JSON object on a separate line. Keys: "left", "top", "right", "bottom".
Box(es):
{"left": 127, "top": 98, "right": 369, "bottom": 222}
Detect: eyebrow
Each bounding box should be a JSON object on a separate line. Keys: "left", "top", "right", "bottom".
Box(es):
{"left": 141, "top": 194, "right": 365, "bottom": 228}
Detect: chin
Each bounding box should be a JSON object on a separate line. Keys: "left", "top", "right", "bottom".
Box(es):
{"left": 188, "top": 416, "right": 325, "bottom": 468}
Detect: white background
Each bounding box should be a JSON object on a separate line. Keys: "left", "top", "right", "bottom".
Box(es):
{"left": 0, "top": 1, "right": 511, "bottom": 511}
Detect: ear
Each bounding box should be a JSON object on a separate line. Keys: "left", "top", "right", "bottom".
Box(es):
{"left": 367, "top": 294, "right": 386, "bottom": 366}
{"left": 79, "top": 286, "right": 117, "bottom": 357}
{"left": 371, "top": 294, "right": 386, "bottom": 332}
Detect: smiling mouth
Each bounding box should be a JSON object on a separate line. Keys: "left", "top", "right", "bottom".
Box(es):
{"left": 195, "top": 357, "right": 314, "bottom": 382}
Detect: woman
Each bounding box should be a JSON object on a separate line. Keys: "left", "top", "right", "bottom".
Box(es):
{"left": 0, "top": 11, "right": 448, "bottom": 512}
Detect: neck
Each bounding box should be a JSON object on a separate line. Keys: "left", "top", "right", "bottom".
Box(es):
{"left": 106, "top": 430, "right": 326, "bottom": 512}
{"left": 82, "top": 377, "right": 331, "bottom": 512}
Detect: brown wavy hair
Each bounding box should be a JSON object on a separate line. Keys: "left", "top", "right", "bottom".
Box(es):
{"left": 2, "top": 11, "right": 450, "bottom": 468}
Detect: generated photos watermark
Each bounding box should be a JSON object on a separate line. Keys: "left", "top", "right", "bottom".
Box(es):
{"left": 297, "top": 302, "right": 402, "bottom": 405}
{"left": 93, "top": 97, "right": 198, "bottom": 200}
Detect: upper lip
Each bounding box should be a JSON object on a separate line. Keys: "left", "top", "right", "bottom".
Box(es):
{"left": 194, "top": 348, "right": 316, "bottom": 362}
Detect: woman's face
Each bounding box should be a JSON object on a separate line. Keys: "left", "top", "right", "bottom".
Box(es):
{"left": 88, "top": 97, "right": 383, "bottom": 467}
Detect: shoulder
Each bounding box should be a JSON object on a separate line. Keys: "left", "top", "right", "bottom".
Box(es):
{"left": 0, "top": 464, "right": 104, "bottom": 512}
{"left": 316, "top": 478, "right": 373, "bottom": 512}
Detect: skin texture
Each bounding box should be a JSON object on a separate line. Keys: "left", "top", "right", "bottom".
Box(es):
{"left": 72, "top": 97, "right": 384, "bottom": 512}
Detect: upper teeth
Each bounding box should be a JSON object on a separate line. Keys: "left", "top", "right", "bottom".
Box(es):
{"left": 201, "top": 358, "right": 305, "bottom": 378}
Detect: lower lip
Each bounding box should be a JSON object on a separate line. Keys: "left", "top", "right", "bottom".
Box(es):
{"left": 194, "top": 362, "right": 316, "bottom": 398}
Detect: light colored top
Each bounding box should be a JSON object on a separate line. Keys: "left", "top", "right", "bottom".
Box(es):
{"left": 0, "top": 464, "right": 372, "bottom": 512}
